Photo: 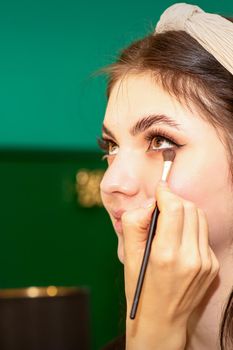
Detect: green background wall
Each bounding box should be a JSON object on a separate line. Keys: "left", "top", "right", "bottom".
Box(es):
{"left": 0, "top": 0, "right": 232, "bottom": 149}
{"left": 0, "top": 0, "right": 232, "bottom": 349}
{"left": 0, "top": 150, "right": 125, "bottom": 349}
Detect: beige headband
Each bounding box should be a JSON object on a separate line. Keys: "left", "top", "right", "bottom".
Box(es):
{"left": 155, "top": 3, "right": 233, "bottom": 75}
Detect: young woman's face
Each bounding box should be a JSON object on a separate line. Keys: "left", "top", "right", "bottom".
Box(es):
{"left": 100, "top": 73, "right": 233, "bottom": 263}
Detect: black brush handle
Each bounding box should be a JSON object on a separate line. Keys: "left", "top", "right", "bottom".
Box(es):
{"left": 129, "top": 205, "right": 160, "bottom": 319}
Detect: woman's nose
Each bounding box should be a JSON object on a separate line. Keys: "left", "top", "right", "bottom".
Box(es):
{"left": 100, "top": 153, "right": 141, "bottom": 197}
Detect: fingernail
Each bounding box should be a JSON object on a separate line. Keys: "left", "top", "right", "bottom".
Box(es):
{"left": 142, "top": 198, "right": 155, "bottom": 208}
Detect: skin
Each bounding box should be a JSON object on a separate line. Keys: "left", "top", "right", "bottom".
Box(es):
{"left": 99, "top": 73, "right": 233, "bottom": 349}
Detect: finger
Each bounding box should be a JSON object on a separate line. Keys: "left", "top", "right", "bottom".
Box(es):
{"left": 194, "top": 246, "right": 220, "bottom": 301}
{"left": 208, "top": 247, "right": 220, "bottom": 280}
{"left": 122, "top": 201, "right": 156, "bottom": 257}
{"left": 182, "top": 211, "right": 218, "bottom": 306}
{"left": 181, "top": 201, "right": 199, "bottom": 253}
{"left": 197, "top": 209, "right": 211, "bottom": 269}
{"left": 183, "top": 209, "right": 212, "bottom": 299}
{"left": 153, "top": 181, "right": 184, "bottom": 249}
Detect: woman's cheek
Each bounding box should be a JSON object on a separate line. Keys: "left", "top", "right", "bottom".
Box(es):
{"left": 168, "top": 172, "right": 233, "bottom": 254}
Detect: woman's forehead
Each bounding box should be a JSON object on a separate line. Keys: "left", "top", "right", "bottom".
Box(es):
{"left": 103, "top": 73, "right": 221, "bottom": 144}
{"left": 104, "top": 74, "right": 196, "bottom": 129}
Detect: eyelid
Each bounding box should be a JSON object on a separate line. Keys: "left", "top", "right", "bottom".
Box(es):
{"left": 145, "top": 127, "right": 186, "bottom": 147}
{"left": 97, "top": 128, "right": 186, "bottom": 155}
{"left": 97, "top": 136, "right": 116, "bottom": 148}
{"left": 100, "top": 128, "right": 182, "bottom": 145}
{"left": 97, "top": 136, "right": 118, "bottom": 160}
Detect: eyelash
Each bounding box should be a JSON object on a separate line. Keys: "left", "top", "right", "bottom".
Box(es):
{"left": 97, "top": 129, "right": 184, "bottom": 159}
{"left": 144, "top": 129, "right": 179, "bottom": 148}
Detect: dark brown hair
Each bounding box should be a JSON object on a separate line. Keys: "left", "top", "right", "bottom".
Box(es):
{"left": 100, "top": 20, "right": 233, "bottom": 350}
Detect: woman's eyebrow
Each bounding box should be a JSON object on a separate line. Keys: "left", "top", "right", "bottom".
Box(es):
{"left": 102, "top": 124, "right": 116, "bottom": 139}
{"left": 102, "top": 114, "right": 181, "bottom": 139}
{"left": 130, "top": 114, "right": 181, "bottom": 136}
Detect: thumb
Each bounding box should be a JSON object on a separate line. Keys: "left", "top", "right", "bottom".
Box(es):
{"left": 122, "top": 198, "right": 155, "bottom": 257}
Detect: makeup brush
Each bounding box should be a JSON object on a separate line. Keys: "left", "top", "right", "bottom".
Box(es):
{"left": 129, "top": 149, "right": 176, "bottom": 319}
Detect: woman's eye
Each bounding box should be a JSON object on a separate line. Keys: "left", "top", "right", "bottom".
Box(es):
{"left": 97, "top": 137, "right": 119, "bottom": 157}
{"left": 149, "top": 136, "right": 176, "bottom": 151}
{"left": 108, "top": 141, "right": 119, "bottom": 155}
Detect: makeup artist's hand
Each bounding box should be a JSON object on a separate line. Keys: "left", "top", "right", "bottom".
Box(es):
{"left": 122, "top": 181, "right": 220, "bottom": 350}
